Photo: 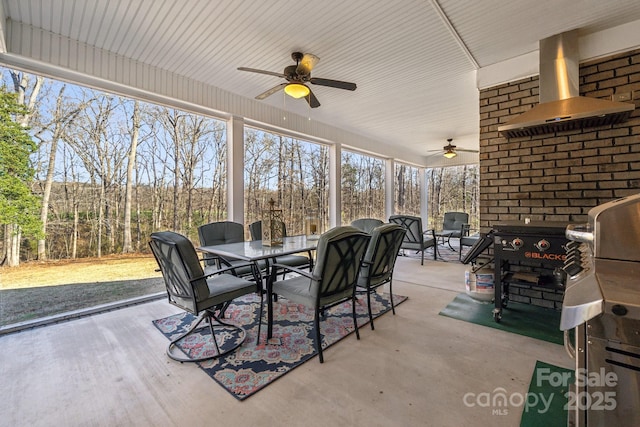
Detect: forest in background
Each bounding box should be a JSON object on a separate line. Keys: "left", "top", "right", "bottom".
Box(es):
{"left": 1, "top": 68, "right": 478, "bottom": 266}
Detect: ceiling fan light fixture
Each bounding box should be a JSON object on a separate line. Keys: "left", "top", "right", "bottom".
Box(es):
{"left": 284, "top": 83, "right": 310, "bottom": 99}
{"left": 443, "top": 149, "right": 457, "bottom": 159}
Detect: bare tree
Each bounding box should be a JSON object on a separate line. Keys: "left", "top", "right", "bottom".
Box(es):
{"left": 34, "top": 84, "right": 91, "bottom": 259}
{"left": 122, "top": 100, "right": 140, "bottom": 253}
{"left": 66, "top": 93, "right": 127, "bottom": 257}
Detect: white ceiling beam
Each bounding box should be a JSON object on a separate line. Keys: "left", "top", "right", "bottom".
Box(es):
{"left": 429, "top": 0, "right": 479, "bottom": 70}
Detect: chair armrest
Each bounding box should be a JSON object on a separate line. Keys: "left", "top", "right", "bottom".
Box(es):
{"left": 191, "top": 261, "right": 256, "bottom": 282}
{"left": 423, "top": 229, "right": 436, "bottom": 239}
{"left": 270, "top": 263, "right": 319, "bottom": 281}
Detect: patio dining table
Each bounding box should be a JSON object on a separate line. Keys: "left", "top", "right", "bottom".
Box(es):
{"left": 198, "top": 234, "right": 318, "bottom": 340}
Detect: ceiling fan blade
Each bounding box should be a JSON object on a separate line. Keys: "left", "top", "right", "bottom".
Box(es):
{"left": 255, "top": 83, "right": 288, "bottom": 100}
{"left": 310, "top": 77, "right": 357, "bottom": 91}
{"left": 306, "top": 89, "right": 321, "bottom": 108}
{"left": 238, "top": 67, "right": 286, "bottom": 79}
{"left": 297, "top": 53, "right": 320, "bottom": 75}
{"left": 427, "top": 147, "right": 478, "bottom": 153}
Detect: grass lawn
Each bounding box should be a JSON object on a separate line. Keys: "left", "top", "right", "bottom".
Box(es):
{"left": 0, "top": 254, "right": 164, "bottom": 326}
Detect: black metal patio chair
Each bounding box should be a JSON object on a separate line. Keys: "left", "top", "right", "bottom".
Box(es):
{"left": 350, "top": 218, "right": 384, "bottom": 234}
{"left": 198, "top": 221, "right": 266, "bottom": 279}
{"left": 267, "top": 226, "right": 370, "bottom": 363}
{"left": 248, "top": 220, "right": 313, "bottom": 272}
{"left": 388, "top": 215, "right": 436, "bottom": 265}
{"left": 149, "top": 231, "right": 263, "bottom": 362}
{"left": 356, "top": 223, "right": 406, "bottom": 330}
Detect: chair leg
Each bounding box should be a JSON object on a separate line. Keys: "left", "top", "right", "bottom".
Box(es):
{"left": 315, "top": 311, "right": 324, "bottom": 363}
{"left": 256, "top": 292, "right": 264, "bottom": 345}
{"left": 389, "top": 279, "right": 395, "bottom": 315}
{"left": 352, "top": 296, "right": 360, "bottom": 340}
{"left": 267, "top": 286, "right": 274, "bottom": 340}
{"left": 446, "top": 235, "right": 456, "bottom": 251}
{"left": 366, "top": 289, "right": 375, "bottom": 330}
{"left": 421, "top": 249, "right": 424, "bottom": 265}
{"left": 207, "top": 315, "right": 222, "bottom": 355}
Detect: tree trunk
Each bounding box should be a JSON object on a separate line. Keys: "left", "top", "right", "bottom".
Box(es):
{"left": 123, "top": 100, "right": 140, "bottom": 253}
{"left": 38, "top": 85, "right": 68, "bottom": 260}
{"left": 72, "top": 199, "right": 79, "bottom": 259}
{"left": 8, "top": 225, "right": 21, "bottom": 266}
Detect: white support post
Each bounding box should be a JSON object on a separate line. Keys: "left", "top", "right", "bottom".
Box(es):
{"left": 385, "top": 158, "right": 395, "bottom": 220}
{"left": 329, "top": 143, "right": 341, "bottom": 228}
{"left": 420, "top": 168, "right": 429, "bottom": 229}
{"left": 227, "top": 116, "right": 244, "bottom": 224}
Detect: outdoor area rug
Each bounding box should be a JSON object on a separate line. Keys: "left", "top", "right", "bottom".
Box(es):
{"left": 153, "top": 292, "right": 407, "bottom": 400}
{"left": 519, "top": 361, "right": 573, "bottom": 427}
{"left": 439, "top": 293, "right": 563, "bottom": 345}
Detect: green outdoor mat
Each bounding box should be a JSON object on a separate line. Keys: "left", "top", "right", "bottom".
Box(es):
{"left": 520, "top": 361, "right": 573, "bottom": 427}
{"left": 439, "top": 293, "right": 563, "bottom": 345}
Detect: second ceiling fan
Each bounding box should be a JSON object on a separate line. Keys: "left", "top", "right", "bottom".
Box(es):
{"left": 238, "top": 52, "right": 357, "bottom": 108}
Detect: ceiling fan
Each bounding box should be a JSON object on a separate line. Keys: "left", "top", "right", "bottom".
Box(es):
{"left": 429, "top": 139, "right": 479, "bottom": 159}
{"left": 238, "top": 52, "right": 357, "bottom": 108}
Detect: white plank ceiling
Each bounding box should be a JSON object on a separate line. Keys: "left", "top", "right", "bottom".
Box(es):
{"left": 1, "top": 0, "right": 640, "bottom": 165}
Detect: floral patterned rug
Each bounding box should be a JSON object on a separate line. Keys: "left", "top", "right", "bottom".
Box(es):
{"left": 152, "top": 291, "right": 407, "bottom": 400}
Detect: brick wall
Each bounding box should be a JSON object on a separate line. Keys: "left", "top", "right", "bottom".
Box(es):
{"left": 478, "top": 48, "right": 640, "bottom": 309}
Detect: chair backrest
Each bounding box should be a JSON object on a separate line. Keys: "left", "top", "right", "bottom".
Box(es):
{"left": 198, "top": 221, "right": 244, "bottom": 265}
{"left": 350, "top": 218, "right": 384, "bottom": 234}
{"left": 360, "top": 223, "right": 406, "bottom": 284}
{"left": 149, "top": 231, "right": 208, "bottom": 314}
{"left": 248, "top": 220, "right": 289, "bottom": 241}
{"left": 312, "top": 226, "right": 370, "bottom": 306}
{"left": 442, "top": 212, "right": 469, "bottom": 231}
{"left": 388, "top": 215, "right": 423, "bottom": 245}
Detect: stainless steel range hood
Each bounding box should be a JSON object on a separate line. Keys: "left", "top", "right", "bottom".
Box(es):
{"left": 498, "top": 30, "right": 635, "bottom": 138}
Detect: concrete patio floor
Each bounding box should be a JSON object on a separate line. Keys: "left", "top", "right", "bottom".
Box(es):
{"left": 0, "top": 254, "right": 571, "bottom": 426}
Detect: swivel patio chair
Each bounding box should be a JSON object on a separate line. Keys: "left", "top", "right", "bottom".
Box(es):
{"left": 248, "top": 220, "right": 313, "bottom": 272}
{"left": 268, "top": 226, "right": 370, "bottom": 363}
{"left": 350, "top": 218, "right": 384, "bottom": 234}
{"left": 149, "top": 231, "right": 263, "bottom": 362}
{"left": 356, "top": 223, "right": 406, "bottom": 330}
{"left": 439, "top": 212, "right": 470, "bottom": 251}
{"left": 198, "top": 221, "right": 266, "bottom": 279}
{"left": 388, "top": 215, "right": 436, "bottom": 265}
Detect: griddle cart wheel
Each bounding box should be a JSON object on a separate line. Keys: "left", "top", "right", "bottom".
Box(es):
{"left": 493, "top": 308, "right": 502, "bottom": 323}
